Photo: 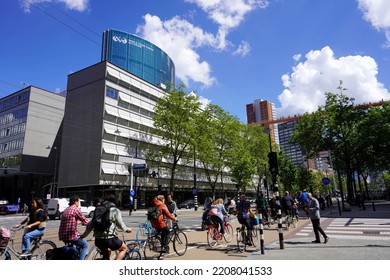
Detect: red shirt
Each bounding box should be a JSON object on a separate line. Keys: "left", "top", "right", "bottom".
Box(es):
{"left": 58, "top": 205, "right": 89, "bottom": 241}
{"left": 151, "top": 199, "right": 176, "bottom": 230}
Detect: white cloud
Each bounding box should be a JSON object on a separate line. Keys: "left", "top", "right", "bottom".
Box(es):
{"left": 20, "top": 0, "right": 89, "bottom": 13}
{"left": 358, "top": 0, "right": 390, "bottom": 47}
{"left": 137, "top": 1, "right": 268, "bottom": 88}
{"left": 185, "top": 0, "right": 269, "bottom": 49}
{"left": 233, "top": 40, "right": 251, "bottom": 57}
{"left": 136, "top": 14, "right": 217, "bottom": 87}
{"left": 277, "top": 46, "right": 390, "bottom": 117}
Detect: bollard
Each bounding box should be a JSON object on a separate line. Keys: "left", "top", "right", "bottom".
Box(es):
{"left": 259, "top": 213, "right": 265, "bottom": 255}
{"left": 277, "top": 209, "right": 284, "bottom": 249}
{"left": 372, "top": 202, "right": 376, "bottom": 211}
{"left": 337, "top": 198, "right": 342, "bottom": 216}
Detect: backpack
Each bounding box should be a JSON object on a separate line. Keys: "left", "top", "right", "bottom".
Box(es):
{"left": 147, "top": 206, "right": 161, "bottom": 221}
{"left": 46, "top": 246, "right": 79, "bottom": 260}
{"left": 92, "top": 203, "right": 113, "bottom": 232}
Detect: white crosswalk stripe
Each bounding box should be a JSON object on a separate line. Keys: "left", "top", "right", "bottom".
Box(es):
{"left": 295, "top": 217, "right": 390, "bottom": 240}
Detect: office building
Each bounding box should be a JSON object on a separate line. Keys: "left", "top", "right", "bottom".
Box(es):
{"left": 0, "top": 86, "right": 65, "bottom": 204}
{"left": 102, "top": 29, "right": 175, "bottom": 90}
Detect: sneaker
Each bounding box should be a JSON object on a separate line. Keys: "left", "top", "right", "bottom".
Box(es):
{"left": 223, "top": 233, "right": 228, "bottom": 237}
{"left": 20, "top": 250, "right": 32, "bottom": 257}
{"left": 324, "top": 237, "right": 329, "bottom": 244}
{"left": 161, "top": 246, "right": 169, "bottom": 253}
{"left": 311, "top": 240, "right": 321, "bottom": 243}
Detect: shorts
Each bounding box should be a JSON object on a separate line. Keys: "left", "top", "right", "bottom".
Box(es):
{"left": 95, "top": 236, "right": 123, "bottom": 252}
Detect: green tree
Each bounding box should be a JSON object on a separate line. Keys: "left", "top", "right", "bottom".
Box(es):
{"left": 195, "top": 104, "right": 241, "bottom": 198}
{"left": 292, "top": 82, "right": 364, "bottom": 202}
{"left": 152, "top": 84, "right": 201, "bottom": 193}
{"left": 227, "top": 123, "right": 256, "bottom": 192}
{"left": 277, "top": 151, "right": 298, "bottom": 195}
{"left": 246, "top": 124, "right": 269, "bottom": 194}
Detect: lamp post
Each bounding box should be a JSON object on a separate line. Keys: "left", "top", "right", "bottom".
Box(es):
{"left": 46, "top": 146, "right": 58, "bottom": 197}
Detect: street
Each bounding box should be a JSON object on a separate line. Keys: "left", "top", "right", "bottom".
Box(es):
{"left": 1, "top": 201, "right": 390, "bottom": 260}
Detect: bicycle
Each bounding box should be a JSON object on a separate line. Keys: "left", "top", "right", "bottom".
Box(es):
{"left": 143, "top": 221, "right": 188, "bottom": 260}
{"left": 0, "top": 227, "right": 56, "bottom": 260}
{"left": 206, "top": 215, "right": 233, "bottom": 247}
{"left": 91, "top": 230, "right": 141, "bottom": 260}
{"left": 284, "top": 208, "right": 297, "bottom": 230}
{"left": 236, "top": 221, "right": 259, "bottom": 252}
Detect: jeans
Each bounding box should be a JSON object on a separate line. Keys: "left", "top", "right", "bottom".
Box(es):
{"left": 69, "top": 238, "right": 89, "bottom": 260}
{"left": 22, "top": 228, "right": 45, "bottom": 252}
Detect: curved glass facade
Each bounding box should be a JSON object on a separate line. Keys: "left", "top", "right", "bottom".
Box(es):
{"left": 102, "top": 29, "right": 175, "bottom": 89}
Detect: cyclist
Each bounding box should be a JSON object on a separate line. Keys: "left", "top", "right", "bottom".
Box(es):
{"left": 255, "top": 191, "right": 269, "bottom": 224}
{"left": 208, "top": 198, "right": 229, "bottom": 236}
{"left": 281, "top": 191, "right": 295, "bottom": 217}
{"left": 14, "top": 198, "right": 48, "bottom": 257}
{"left": 80, "top": 193, "right": 131, "bottom": 260}
{"left": 150, "top": 195, "right": 177, "bottom": 253}
{"left": 236, "top": 194, "right": 254, "bottom": 245}
{"left": 58, "top": 195, "right": 90, "bottom": 260}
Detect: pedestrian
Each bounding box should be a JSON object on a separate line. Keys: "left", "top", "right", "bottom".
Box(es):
{"left": 165, "top": 193, "right": 178, "bottom": 228}
{"left": 58, "top": 195, "right": 90, "bottom": 260}
{"left": 22, "top": 203, "right": 28, "bottom": 216}
{"left": 307, "top": 193, "right": 329, "bottom": 244}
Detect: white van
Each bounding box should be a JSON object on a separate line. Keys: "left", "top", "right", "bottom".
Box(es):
{"left": 47, "top": 198, "right": 69, "bottom": 220}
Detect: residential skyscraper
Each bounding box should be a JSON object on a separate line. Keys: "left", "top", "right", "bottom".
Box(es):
{"left": 246, "top": 99, "right": 279, "bottom": 145}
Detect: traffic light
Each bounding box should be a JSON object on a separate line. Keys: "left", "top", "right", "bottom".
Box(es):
{"left": 268, "top": 152, "right": 278, "bottom": 175}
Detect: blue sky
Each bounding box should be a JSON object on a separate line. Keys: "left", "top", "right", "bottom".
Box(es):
{"left": 1, "top": 0, "right": 390, "bottom": 123}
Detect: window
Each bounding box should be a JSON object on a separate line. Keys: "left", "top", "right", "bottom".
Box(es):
{"left": 106, "top": 86, "right": 119, "bottom": 100}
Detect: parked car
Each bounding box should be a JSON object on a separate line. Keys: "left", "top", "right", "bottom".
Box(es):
{"left": 177, "top": 199, "right": 196, "bottom": 209}
{"left": 47, "top": 198, "right": 69, "bottom": 220}
{"left": 0, "top": 200, "right": 19, "bottom": 214}
{"left": 79, "top": 199, "right": 95, "bottom": 218}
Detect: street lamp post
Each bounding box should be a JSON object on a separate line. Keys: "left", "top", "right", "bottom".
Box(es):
{"left": 46, "top": 146, "right": 58, "bottom": 197}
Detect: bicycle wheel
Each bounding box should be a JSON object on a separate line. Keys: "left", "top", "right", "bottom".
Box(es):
{"left": 92, "top": 247, "right": 117, "bottom": 260}
{"left": 143, "top": 235, "right": 161, "bottom": 260}
{"left": 173, "top": 231, "right": 188, "bottom": 256}
{"left": 292, "top": 216, "right": 297, "bottom": 228}
{"left": 223, "top": 224, "right": 233, "bottom": 243}
{"left": 30, "top": 240, "right": 56, "bottom": 260}
{"left": 236, "top": 228, "right": 246, "bottom": 252}
{"left": 250, "top": 226, "right": 259, "bottom": 247}
{"left": 0, "top": 248, "right": 11, "bottom": 260}
{"left": 124, "top": 243, "right": 142, "bottom": 260}
{"left": 207, "top": 227, "right": 218, "bottom": 248}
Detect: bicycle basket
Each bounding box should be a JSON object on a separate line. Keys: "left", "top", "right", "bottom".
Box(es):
{"left": 0, "top": 237, "right": 10, "bottom": 247}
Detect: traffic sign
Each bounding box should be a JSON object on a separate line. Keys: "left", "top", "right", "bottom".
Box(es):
{"left": 133, "top": 163, "right": 147, "bottom": 170}
{"left": 130, "top": 189, "right": 135, "bottom": 197}
{"left": 192, "top": 187, "right": 198, "bottom": 195}
{"left": 322, "top": 177, "right": 331, "bottom": 185}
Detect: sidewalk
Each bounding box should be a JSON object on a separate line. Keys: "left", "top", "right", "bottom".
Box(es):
{"left": 248, "top": 200, "right": 390, "bottom": 260}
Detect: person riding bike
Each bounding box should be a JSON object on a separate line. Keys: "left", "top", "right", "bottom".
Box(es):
{"left": 58, "top": 195, "right": 90, "bottom": 260}
{"left": 236, "top": 194, "right": 254, "bottom": 246}
{"left": 255, "top": 191, "right": 269, "bottom": 224}
{"left": 281, "top": 191, "right": 295, "bottom": 217}
{"left": 13, "top": 198, "right": 48, "bottom": 257}
{"left": 150, "top": 195, "right": 177, "bottom": 253}
{"left": 80, "top": 193, "right": 131, "bottom": 260}
{"left": 207, "top": 198, "right": 229, "bottom": 236}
